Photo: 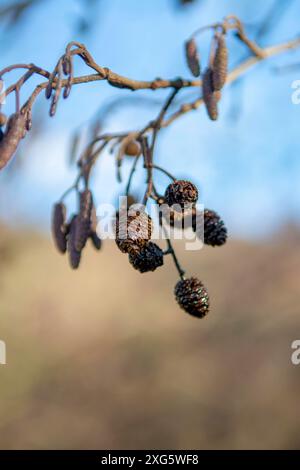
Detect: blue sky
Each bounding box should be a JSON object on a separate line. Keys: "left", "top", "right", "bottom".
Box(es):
{"left": 0, "top": 0, "right": 300, "bottom": 239}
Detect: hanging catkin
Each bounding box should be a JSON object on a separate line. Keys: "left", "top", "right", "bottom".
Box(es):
{"left": 202, "top": 68, "right": 218, "bottom": 121}
{"left": 52, "top": 203, "right": 68, "bottom": 253}
{"left": 0, "top": 113, "right": 26, "bottom": 170}
{"left": 68, "top": 215, "right": 82, "bottom": 269}
{"left": 185, "top": 38, "right": 201, "bottom": 77}
{"left": 212, "top": 34, "right": 228, "bottom": 91}
{"left": 74, "top": 189, "right": 93, "bottom": 251}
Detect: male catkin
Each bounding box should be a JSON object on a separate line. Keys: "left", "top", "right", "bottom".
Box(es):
{"left": 213, "top": 34, "right": 228, "bottom": 91}
{"left": 185, "top": 38, "right": 201, "bottom": 77}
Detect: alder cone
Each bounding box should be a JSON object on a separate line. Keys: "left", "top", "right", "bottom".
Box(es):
{"left": 185, "top": 38, "right": 201, "bottom": 77}
{"left": 202, "top": 68, "right": 218, "bottom": 121}
{"left": 68, "top": 215, "right": 81, "bottom": 269}
{"left": 129, "top": 242, "right": 164, "bottom": 273}
{"left": 175, "top": 277, "right": 209, "bottom": 318}
{"left": 52, "top": 202, "right": 67, "bottom": 254}
{"left": 213, "top": 34, "right": 228, "bottom": 91}
{"left": 115, "top": 211, "right": 153, "bottom": 255}
{"left": 203, "top": 209, "right": 227, "bottom": 246}
{"left": 164, "top": 180, "right": 198, "bottom": 209}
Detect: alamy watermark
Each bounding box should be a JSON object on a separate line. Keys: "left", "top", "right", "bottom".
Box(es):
{"left": 291, "top": 80, "right": 300, "bottom": 104}
{"left": 291, "top": 340, "right": 300, "bottom": 365}
{"left": 0, "top": 340, "right": 6, "bottom": 365}
{"left": 95, "top": 197, "right": 205, "bottom": 251}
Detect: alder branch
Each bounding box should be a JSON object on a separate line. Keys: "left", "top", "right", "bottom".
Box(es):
{"left": 162, "top": 35, "right": 300, "bottom": 127}
{"left": 2, "top": 14, "right": 298, "bottom": 301}
{"left": 0, "top": 17, "right": 299, "bottom": 176}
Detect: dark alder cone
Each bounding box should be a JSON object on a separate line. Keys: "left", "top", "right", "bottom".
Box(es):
{"left": 203, "top": 209, "right": 227, "bottom": 246}
{"left": 129, "top": 242, "right": 164, "bottom": 273}
{"left": 115, "top": 210, "right": 153, "bottom": 255}
{"left": 74, "top": 189, "right": 93, "bottom": 251}
{"left": 202, "top": 68, "right": 218, "bottom": 121}
{"left": 164, "top": 180, "right": 198, "bottom": 209}
{"left": 68, "top": 215, "right": 81, "bottom": 269}
{"left": 52, "top": 203, "right": 67, "bottom": 254}
{"left": 175, "top": 277, "right": 209, "bottom": 318}
{"left": 185, "top": 38, "right": 201, "bottom": 77}
{"left": 213, "top": 34, "right": 228, "bottom": 91}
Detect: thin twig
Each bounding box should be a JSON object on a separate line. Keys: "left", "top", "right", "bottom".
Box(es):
{"left": 152, "top": 165, "right": 176, "bottom": 182}
{"left": 165, "top": 232, "right": 185, "bottom": 280}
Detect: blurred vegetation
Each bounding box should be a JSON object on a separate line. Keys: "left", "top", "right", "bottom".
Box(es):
{"left": 0, "top": 227, "right": 299, "bottom": 449}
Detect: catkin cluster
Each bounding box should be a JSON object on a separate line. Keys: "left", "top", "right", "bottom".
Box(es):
{"left": 52, "top": 188, "right": 101, "bottom": 269}
{"left": 185, "top": 30, "right": 228, "bottom": 120}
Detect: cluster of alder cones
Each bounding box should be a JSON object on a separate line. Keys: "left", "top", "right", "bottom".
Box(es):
{"left": 52, "top": 174, "right": 227, "bottom": 318}
{"left": 0, "top": 15, "right": 297, "bottom": 320}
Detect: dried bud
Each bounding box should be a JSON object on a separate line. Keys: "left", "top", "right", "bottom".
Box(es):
{"left": 0, "top": 112, "right": 7, "bottom": 127}
{"left": 0, "top": 112, "right": 27, "bottom": 170}
{"left": 213, "top": 34, "right": 228, "bottom": 91}
{"left": 124, "top": 140, "right": 141, "bottom": 157}
{"left": 175, "top": 277, "right": 209, "bottom": 318}
{"left": 115, "top": 210, "right": 153, "bottom": 255}
{"left": 164, "top": 180, "right": 198, "bottom": 209}
{"left": 52, "top": 202, "right": 68, "bottom": 254}
{"left": 185, "top": 38, "right": 201, "bottom": 77}
{"left": 68, "top": 215, "right": 81, "bottom": 269}
{"left": 202, "top": 68, "right": 218, "bottom": 121}
{"left": 129, "top": 242, "right": 164, "bottom": 273}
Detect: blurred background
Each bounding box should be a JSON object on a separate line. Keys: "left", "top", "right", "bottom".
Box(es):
{"left": 0, "top": 0, "right": 300, "bottom": 450}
